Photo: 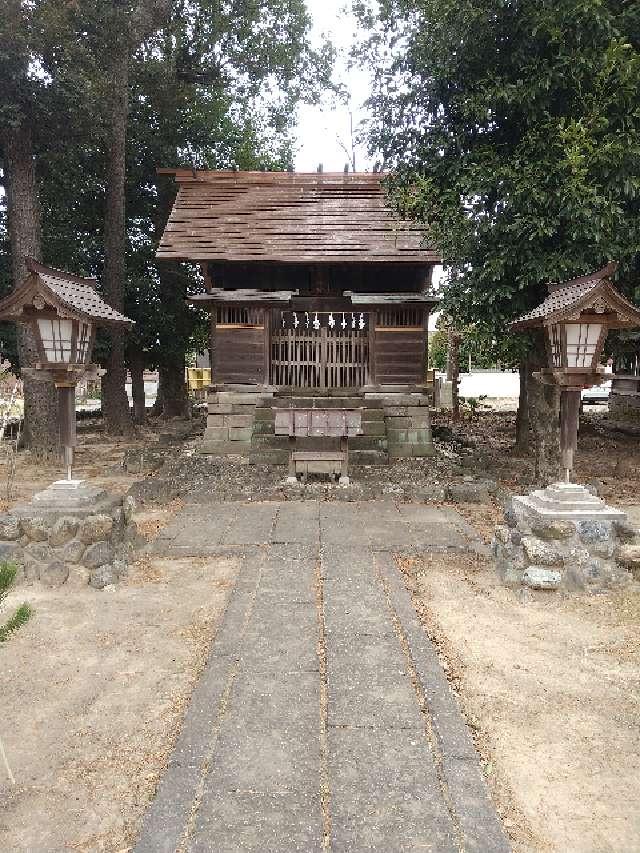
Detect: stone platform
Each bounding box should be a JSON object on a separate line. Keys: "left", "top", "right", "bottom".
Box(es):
{"left": 494, "top": 482, "right": 638, "bottom": 592}
{"left": 0, "top": 481, "right": 139, "bottom": 589}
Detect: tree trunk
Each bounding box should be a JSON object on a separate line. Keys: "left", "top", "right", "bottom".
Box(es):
{"left": 446, "top": 328, "right": 454, "bottom": 381}
{"left": 101, "top": 39, "right": 134, "bottom": 436}
{"left": 150, "top": 371, "right": 164, "bottom": 417}
{"left": 514, "top": 358, "right": 530, "bottom": 453}
{"left": 154, "top": 177, "right": 190, "bottom": 418}
{"left": 2, "top": 123, "right": 59, "bottom": 456}
{"left": 449, "top": 332, "right": 461, "bottom": 420}
{"left": 128, "top": 350, "right": 146, "bottom": 424}
{"left": 160, "top": 358, "right": 189, "bottom": 417}
{"left": 527, "top": 333, "right": 560, "bottom": 483}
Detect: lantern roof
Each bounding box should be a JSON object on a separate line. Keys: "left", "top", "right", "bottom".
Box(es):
{"left": 511, "top": 262, "right": 640, "bottom": 331}
{"left": 0, "top": 259, "right": 133, "bottom": 327}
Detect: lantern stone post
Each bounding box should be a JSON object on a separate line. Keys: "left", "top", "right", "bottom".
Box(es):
{"left": 492, "top": 264, "right": 640, "bottom": 594}
{"left": 0, "top": 259, "right": 133, "bottom": 487}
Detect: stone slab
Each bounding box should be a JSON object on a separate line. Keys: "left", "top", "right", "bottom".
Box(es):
{"left": 221, "top": 503, "right": 278, "bottom": 546}
{"left": 190, "top": 791, "right": 324, "bottom": 853}
{"left": 271, "top": 502, "right": 320, "bottom": 545}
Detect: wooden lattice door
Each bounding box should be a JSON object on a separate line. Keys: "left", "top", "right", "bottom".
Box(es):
{"left": 270, "top": 313, "right": 369, "bottom": 388}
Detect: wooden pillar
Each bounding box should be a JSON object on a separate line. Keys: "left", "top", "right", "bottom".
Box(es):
{"left": 209, "top": 310, "right": 217, "bottom": 382}
{"left": 56, "top": 382, "right": 77, "bottom": 479}
{"left": 422, "top": 308, "right": 430, "bottom": 382}
{"left": 368, "top": 310, "right": 377, "bottom": 386}
{"left": 263, "top": 307, "right": 272, "bottom": 386}
{"left": 560, "top": 387, "right": 581, "bottom": 481}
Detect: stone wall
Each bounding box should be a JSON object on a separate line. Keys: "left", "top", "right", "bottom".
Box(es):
{"left": 199, "top": 387, "right": 269, "bottom": 455}
{"left": 0, "top": 497, "right": 138, "bottom": 590}
{"left": 383, "top": 401, "right": 434, "bottom": 458}
{"left": 493, "top": 501, "right": 639, "bottom": 592}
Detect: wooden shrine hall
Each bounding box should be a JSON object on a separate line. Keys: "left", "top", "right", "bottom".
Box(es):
{"left": 157, "top": 169, "right": 440, "bottom": 464}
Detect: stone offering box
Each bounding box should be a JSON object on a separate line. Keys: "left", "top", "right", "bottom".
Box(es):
{"left": 493, "top": 483, "right": 640, "bottom": 592}
{"left": 0, "top": 481, "right": 139, "bottom": 590}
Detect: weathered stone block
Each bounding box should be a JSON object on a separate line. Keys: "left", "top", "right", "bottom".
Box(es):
{"left": 80, "top": 514, "right": 113, "bottom": 544}
{"left": 227, "top": 414, "right": 254, "bottom": 428}
{"left": 447, "top": 482, "right": 490, "bottom": 504}
{"left": 523, "top": 566, "right": 562, "bottom": 590}
{"left": 616, "top": 544, "right": 640, "bottom": 579}
{"left": 48, "top": 517, "right": 79, "bottom": 547}
{"left": 362, "top": 421, "right": 387, "bottom": 436}
{"left": 531, "top": 520, "right": 575, "bottom": 541}
{"left": 198, "top": 440, "right": 251, "bottom": 455}
{"left": 0, "top": 517, "right": 21, "bottom": 541}
{"left": 89, "top": 563, "right": 118, "bottom": 589}
{"left": 122, "top": 447, "right": 166, "bottom": 474}
{"left": 206, "top": 414, "right": 227, "bottom": 428}
{"left": 59, "top": 538, "right": 86, "bottom": 563}
{"left": 522, "top": 537, "right": 563, "bottom": 566}
{"left": 204, "top": 426, "right": 230, "bottom": 441}
{"left": 20, "top": 517, "right": 49, "bottom": 542}
{"left": 494, "top": 525, "right": 510, "bottom": 544}
{"left": 613, "top": 519, "right": 639, "bottom": 543}
{"left": 229, "top": 427, "right": 253, "bottom": 442}
{"left": 25, "top": 542, "right": 53, "bottom": 563}
{"left": 41, "top": 560, "right": 69, "bottom": 588}
{"left": 387, "top": 416, "right": 411, "bottom": 429}
{"left": 0, "top": 542, "right": 17, "bottom": 560}
{"left": 232, "top": 404, "right": 261, "bottom": 414}
{"left": 208, "top": 403, "right": 233, "bottom": 414}
{"left": 83, "top": 541, "right": 115, "bottom": 570}
{"left": 577, "top": 520, "right": 612, "bottom": 544}
{"left": 388, "top": 444, "right": 435, "bottom": 458}
{"left": 217, "top": 392, "right": 262, "bottom": 405}
{"left": 411, "top": 484, "right": 447, "bottom": 502}
{"left": 123, "top": 495, "right": 136, "bottom": 524}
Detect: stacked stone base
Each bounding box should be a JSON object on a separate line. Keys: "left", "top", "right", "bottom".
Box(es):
{"left": 0, "top": 490, "right": 138, "bottom": 590}
{"left": 493, "top": 487, "right": 638, "bottom": 592}
{"left": 198, "top": 385, "right": 435, "bottom": 464}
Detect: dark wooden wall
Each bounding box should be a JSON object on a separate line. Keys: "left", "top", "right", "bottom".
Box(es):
{"left": 215, "top": 325, "right": 265, "bottom": 384}
{"left": 374, "top": 329, "right": 426, "bottom": 384}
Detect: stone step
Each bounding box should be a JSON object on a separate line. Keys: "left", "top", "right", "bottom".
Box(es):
{"left": 388, "top": 443, "right": 435, "bottom": 458}
{"left": 249, "top": 449, "right": 289, "bottom": 466}
{"left": 349, "top": 436, "right": 388, "bottom": 450}
{"left": 350, "top": 449, "right": 389, "bottom": 466}
{"left": 269, "top": 397, "right": 364, "bottom": 409}
{"left": 251, "top": 435, "right": 291, "bottom": 449}
{"left": 197, "top": 440, "right": 251, "bottom": 456}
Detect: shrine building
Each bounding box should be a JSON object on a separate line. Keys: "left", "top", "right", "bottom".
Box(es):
{"left": 157, "top": 170, "right": 439, "bottom": 465}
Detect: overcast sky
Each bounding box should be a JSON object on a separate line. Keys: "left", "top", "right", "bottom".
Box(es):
{"left": 294, "top": 0, "right": 373, "bottom": 173}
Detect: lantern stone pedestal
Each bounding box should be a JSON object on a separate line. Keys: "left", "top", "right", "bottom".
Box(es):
{"left": 492, "top": 483, "right": 637, "bottom": 593}
{"left": 0, "top": 485, "right": 139, "bottom": 590}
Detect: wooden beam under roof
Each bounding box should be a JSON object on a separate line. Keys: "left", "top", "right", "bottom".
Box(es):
{"left": 189, "top": 289, "right": 298, "bottom": 304}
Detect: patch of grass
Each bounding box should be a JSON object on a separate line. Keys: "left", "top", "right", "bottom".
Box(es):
{"left": 0, "top": 561, "right": 32, "bottom": 643}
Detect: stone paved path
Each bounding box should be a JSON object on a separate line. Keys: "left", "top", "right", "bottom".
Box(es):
{"left": 135, "top": 501, "right": 509, "bottom": 852}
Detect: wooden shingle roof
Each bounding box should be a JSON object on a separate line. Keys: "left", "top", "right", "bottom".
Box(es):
{"left": 511, "top": 263, "right": 640, "bottom": 330}
{"left": 156, "top": 170, "right": 440, "bottom": 264}
{"left": 0, "top": 259, "right": 133, "bottom": 326}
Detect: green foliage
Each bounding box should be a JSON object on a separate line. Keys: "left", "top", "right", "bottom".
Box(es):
{"left": 358, "top": 0, "right": 640, "bottom": 350}
{"left": 429, "top": 330, "right": 448, "bottom": 370}
{"left": 0, "top": 0, "right": 333, "bottom": 375}
{"left": 0, "top": 562, "right": 31, "bottom": 643}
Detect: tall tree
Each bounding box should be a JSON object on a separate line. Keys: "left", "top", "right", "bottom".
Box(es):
{"left": 0, "top": 1, "right": 60, "bottom": 454}
{"left": 359, "top": 0, "right": 640, "bottom": 477}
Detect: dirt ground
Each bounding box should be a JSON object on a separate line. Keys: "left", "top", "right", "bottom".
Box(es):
{"left": 1, "top": 408, "right": 639, "bottom": 851}
{"left": 0, "top": 418, "right": 238, "bottom": 852}
{"left": 0, "top": 553, "right": 238, "bottom": 852}
{"left": 398, "top": 541, "right": 640, "bottom": 853}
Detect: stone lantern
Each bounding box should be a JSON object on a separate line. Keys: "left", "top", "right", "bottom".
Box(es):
{"left": 0, "top": 259, "right": 133, "bottom": 483}
{"left": 493, "top": 263, "right": 640, "bottom": 593}
{"left": 511, "top": 262, "right": 640, "bottom": 480}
